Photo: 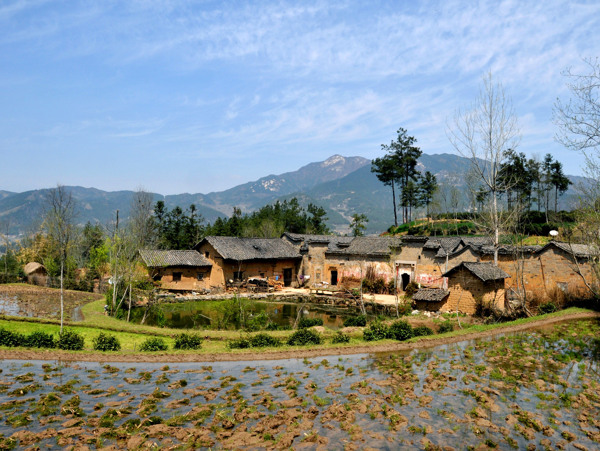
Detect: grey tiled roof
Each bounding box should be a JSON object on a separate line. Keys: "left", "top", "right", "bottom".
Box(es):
{"left": 479, "top": 244, "right": 542, "bottom": 255}
{"left": 545, "top": 241, "right": 598, "bottom": 258}
{"left": 443, "top": 262, "right": 509, "bottom": 281}
{"left": 201, "top": 236, "right": 301, "bottom": 261}
{"left": 139, "top": 250, "right": 212, "bottom": 268}
{"left": 326, "top": 236, "right": 402, "bottom": 257}
{"left": 282, "top": 233, "right": 354, "bottom": 251}
{"left": 413, "top": 288, "right": 450, "bottom": 302}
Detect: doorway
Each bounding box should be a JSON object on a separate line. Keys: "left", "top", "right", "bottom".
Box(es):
{"left": 283, "top": 268, "right": 293, "bottom": 287}
{"left": 330, "top": 270, "right": 338, "bottom": 286}
{"left": 401, "top": 273, "right": 411, "bottom": 291}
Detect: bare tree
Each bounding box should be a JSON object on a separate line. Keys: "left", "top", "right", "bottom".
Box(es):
{"left": 447, "top": 73, "right": 521, "bottom": 264}
{"left": 555, "top": 58, "right": 600, "bottom": 292}
{"left": 44, "top": 185, "right": 77, "bottom": 333}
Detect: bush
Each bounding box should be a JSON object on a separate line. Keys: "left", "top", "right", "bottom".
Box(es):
{"left": 25, "top": 331, "right": 56, "bottom": 348}
{"left": 297, "top": 317, "right": 324, "bottom": 329}
{"left": 397, "top": 302, "right": 413, "bottom": 316}
{"left": 404, "top": 282, "right": 419, "bottom": 297}
{"left": 139, "top": 337, "right": 168, "bottom": 352}
{"left": 93, "top": 333, "right": 121, "bottom": 352}
{"left": 413, "top": 326, "right": 434, "bottom": 337}
{"left": 173, "top": 333, "right": 203, "bottom": 350}
{"left": 228, "top": 337, "right": 251, "bottom": 349}
{"left": 287, "top": 329, "right": 322, "bottom": 346}
{"left": 343, "top": 315, "right": 367, "bottom": 327}
{"left": 538, "top": 302, "right": 558, "bottom": 314}
{"left": 438, "top": 321, "right": 454, "bottom": 334}
{"left": 57, "top": 330, "right": 85, "bottom": 351}
{"left": 388, "top": 320, "right": 413, "bottom": 341}
{"left": 249, "top": 333, "right": 280, "bottom": 348}
{"left": 0, "top": 328, "right": 26, "bottom": 347}
{"left": 362, "top": 321, "right": 389, "bottom": 341}
{"left": 331, "top": 331, "right": 350, "bottom": 344}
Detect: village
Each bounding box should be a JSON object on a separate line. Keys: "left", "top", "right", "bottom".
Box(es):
{"left": 135, "top": 232, "right": 596, "bottom": 316}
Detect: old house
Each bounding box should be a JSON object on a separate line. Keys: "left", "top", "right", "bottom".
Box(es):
{"left": 442, "top": 262, "right": 509, "bottom": 314}
{"left": 23, "top": 262, "right": 48, "bottom": 286}
{"left": 282, "top": 233, "right": 401, "bottom": 288}
{"left": 195, "top": 236, "right": 301, "bottom": 289}
{"left": 139, "top": 249, "right": 212, "bottom": 292}
{"left": 413, "top": 288, "right": 450, "bottom": 311}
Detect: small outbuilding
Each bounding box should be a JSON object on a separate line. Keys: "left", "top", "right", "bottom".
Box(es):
{"left": 139, "top": 249, "right": 212, "bottom": 292}
{"left": 23, "top": 262, "right": 48, "bottom": 286}
{"left": 442, "top": 262, "right": 509, "bottom": 315}
{"left": 413, "top": 288, "right": 450, "bottom": 311}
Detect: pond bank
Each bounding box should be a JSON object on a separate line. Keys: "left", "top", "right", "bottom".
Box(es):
{"left": 1, "top": 310, "right": 598, "bottom": 363}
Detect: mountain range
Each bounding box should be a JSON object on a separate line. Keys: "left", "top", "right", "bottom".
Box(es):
{"left": 0, "top": 153, "right": 585, "bottom": 239}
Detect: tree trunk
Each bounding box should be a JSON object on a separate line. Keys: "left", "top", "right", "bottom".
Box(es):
{"left": 60, "top": 258, "right": 64, "bottom": 334}
{"left": 127, "top": 283, "right": 132, "bottom": 322}
{"left": 391, "top": 180, "right": 398, "bottom": 227}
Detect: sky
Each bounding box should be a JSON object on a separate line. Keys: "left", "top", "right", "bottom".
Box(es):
{"left": 1, "top": 0, "right": 599, "bottom": 195}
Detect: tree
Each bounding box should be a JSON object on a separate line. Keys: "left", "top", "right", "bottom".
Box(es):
{"left": 371, "top": 155, "right": 399, "bottom": 226}
{"left": 401, "top": 179, "right": 421, "bottom": 223}
{"left": 554, "top": 58, "right": 600, "bottom": 294}
{"left": 447, "top": 73, "right": 520, "bottom": 264}
{"left": 307, "top": 203, "right": 329, "bottom": 234}
{"left": 549, "top": 160, "right": 571, "bottom": 213}
{"left": 44, "top": 185, "right": 77, "bottom": 333}
{"left": 350, "top": 213, "right": 368, "bottom": 237}
{"left": 418, "top": 171, "right": 438, "bottom": 218}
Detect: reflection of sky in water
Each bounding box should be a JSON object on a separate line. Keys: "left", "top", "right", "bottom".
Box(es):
{"left": 0, "top": 321, "right": 599, "bottom": 449}
{"left": 0, "top": 296, "right": 30, "bottom": 317}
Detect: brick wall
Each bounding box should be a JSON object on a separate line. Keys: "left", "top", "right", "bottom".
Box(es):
{"left": 443, "top": 268, "right": 505, "bottom": 315}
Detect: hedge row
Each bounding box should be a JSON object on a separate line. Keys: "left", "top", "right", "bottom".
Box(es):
{"left": 363, "top": 320, "right": 449, "bottom": 342}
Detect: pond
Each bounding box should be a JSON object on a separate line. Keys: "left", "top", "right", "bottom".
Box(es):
{"left": 132, "top": 299, "right": 361, "bottom": 329}
{"left": 0, "top": 319, "right": 599, "bottom": 449}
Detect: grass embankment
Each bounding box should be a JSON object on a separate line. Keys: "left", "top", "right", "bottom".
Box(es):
{"left": 1, "top": 291, "right": 597, "bottom": 358}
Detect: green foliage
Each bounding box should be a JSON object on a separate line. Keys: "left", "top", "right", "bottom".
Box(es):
{"left": 92, "top": 333, "right": 121, "bottom": 351}
{"left": 0, "top": 328, "right": 26, "bottom": 347}
{"left": 249, "top": 333, "right": 281, "bottom": 348}
{"left": 350, "top": 213, "right": 368, "bottom": 236}
{"left": 396, "top": 302, "right": 413, "bottom": 316}
{"left": 139, "top": 337, "right": 168, "bottom": 352}
{"left": 24, "top": 331, "right": 56, "bottom": 348}
{"left": 245, "top": 312, "right": 271, "bottom": 332}
{"left": 57, "top": 330, "right": 85, "bottom": 351}
{"left": 331, "top": 331, "right": 350, "bottom": 344}
{"left": 404, "top": 282, "right": 419, "bottom": 297}
{"left": 287, "top": 329, "right": 322, "bottom": 346}
{"left": 173, "top": 333, "right": 203, "bottom": 350}
{"left": 362, "top": 321, "right": 390, "bottom": 341}
{"left": 297, "top": 317, "right": 324, "bottom": 328}
{"left": 343, "top": 315, "right": 367, "bottom": 327}
{"left": 538, "top": 302, "right": 558, "bottom": 314}
{"left": 413, "top": 326, "right": 434, "bottom": 337}
{"left": 388, "top": 320, "right": 413, "bottom": 341}
{"left": 228, "top": 337, "right": 251, "bottom": 349}
{"left": 438, "top": 321, "right": 454, "bottom": 334}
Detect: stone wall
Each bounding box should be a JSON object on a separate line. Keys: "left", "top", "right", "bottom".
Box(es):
{"left": 443, "top": 268, "right": 505, "bottom": 315}
{"left": 154, "top": 266, "right": 211, "bottom": 291}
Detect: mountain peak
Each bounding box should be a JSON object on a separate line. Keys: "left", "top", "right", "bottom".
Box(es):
{"left": 322, "top": 154, "right": 346, "bottom": 167}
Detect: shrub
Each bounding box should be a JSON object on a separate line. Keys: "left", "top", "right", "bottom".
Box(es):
{"left": 0, "top": 328, "right": 26, "bottom": 347}
{"left": 287, "top": 329, "right": 322, "bottom": 346}
{"left": 228, "top": 337, "right": 251, "bottom": 349}
{"left": 538, "top": 302, "right": 558, "bottom": 314}
{"left": 249, "top": 333, "right": 280, "bottom": 348}
{"left": 438, "top": 321, "right": 454, "bottom": 334}
{"left": 413, "top": 326, "right": 434, "bottom": 337}
{"left": 297, "top": 317, "right": 324, "bottom": 329}
{"left": 57, "top": 330, "right": 85, "bottom": 351}
{"left": 362, "top": 321, "right": 389, "bottom": 341}
{"left": 343, "top": 315, "right": 367, "bottom": 327}
{"left": 397, "top": 302, "right": 413, "bottom": 316}
{"left": 331, "top": 331, "right": 350, "bottom": 344}
{"left": 173, "top": 333, "right": 203, "bottom": 350}
{"left": 388, "top": 320, "right": 413, "bottom": 341}
{"left": 93, "top": 333, "right": 121, "bottom": 352}
{"left": 264, "top": 322, "right": 280, "bottom": 331}
{"left": 139, "top": 337, "right": 168, "bottom": 352}
{"left": 404, "top": 282, "right": 419, "bottom": 297}
{"left": 25, "top": 331, "right": 56, "bottom": 348}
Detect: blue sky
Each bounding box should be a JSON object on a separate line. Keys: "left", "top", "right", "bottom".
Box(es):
{"left": 1, "top": 0, "right": 599, "bottom": 195}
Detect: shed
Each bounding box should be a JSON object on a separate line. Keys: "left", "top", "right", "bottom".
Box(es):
{"left": 413, "top": 288, "right": 450, "bottom": 312}
{"left": 24, "top": 262, "right": 48, "bottom": 286}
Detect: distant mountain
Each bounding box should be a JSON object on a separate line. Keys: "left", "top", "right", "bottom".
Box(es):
{"left": 0, "top": 153, "right": 585, "bottom": 238}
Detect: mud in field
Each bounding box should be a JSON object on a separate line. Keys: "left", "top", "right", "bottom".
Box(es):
{"left": 0, "top": 285, "right": 103, "bottom": 321}
{"left": 1, "top": 319, "right": 599, "bottom": 450}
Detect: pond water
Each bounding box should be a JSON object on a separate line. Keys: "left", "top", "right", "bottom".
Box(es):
{"left": 134, "top": 299, "right": 360, "bottom": 330}
{"left": 0, "top": 319, "right": 599, "bottom": 449}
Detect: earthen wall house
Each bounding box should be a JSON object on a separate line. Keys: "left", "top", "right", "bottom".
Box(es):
{"left": 196, "top": 236, "right": 301, "bottom": 289}
{"left": 139, "top": 250, "right": 212, "bottom": 292}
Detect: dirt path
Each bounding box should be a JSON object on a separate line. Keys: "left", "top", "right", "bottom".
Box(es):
{"left": 1, "top": 310, "right": 598, "bottom": 363}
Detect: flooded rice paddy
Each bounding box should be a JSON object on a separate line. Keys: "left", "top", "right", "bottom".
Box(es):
{"left": 1, "top": 319, "right": 599, "bottom": 449}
